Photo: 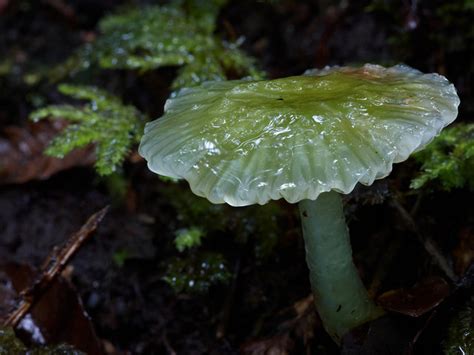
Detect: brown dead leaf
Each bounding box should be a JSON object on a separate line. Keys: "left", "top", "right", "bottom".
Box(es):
{"left": 377, "top": 277, "right": 450, "bottom": 317}
{"left": 452, "top": 227, "right": 474, "bottom": 276}
{"left": 0, "top": 263, "right": 103, "bottom": 354}
{"left": 287, "top": 295, "right": 316, "bottom": 347}
{"left": 293, "top": 294, "right": 314, "bottom": 317}
{"left": 241, "top": 295, "right": 317, "bottom": 355}
{"left": 0, "top": 120, "right": 95, "bottom": 184}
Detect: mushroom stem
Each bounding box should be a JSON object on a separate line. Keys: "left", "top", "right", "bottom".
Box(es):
{"left": 299, "top": 191, "right": 384, "bottom": 343}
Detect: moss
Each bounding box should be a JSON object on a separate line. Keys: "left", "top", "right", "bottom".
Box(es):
{"left": 174, "top": 227, "right": 205, "bottom": 252}
{"left": 411, "top": 124, "right": 474, "bottom": 191}
{"left": 163, "top": 252, "right": 232, "bottom": 294}
{"left": 0, "top": 328, "right": 26, "bottom": 355}
{"left": 164, "top": 185, "right": 283, "bottom": 261}
{"left": 52, "top": 1, "right": 263, "bottom": 89}
{"left": 443, "top": 298, "right": 474, "bottom": 355}
{"left": 30, "top": 84, "right": 146, "bottom": 175}
{"left": 0, "top": 328, "right": 84, "bottom": 355}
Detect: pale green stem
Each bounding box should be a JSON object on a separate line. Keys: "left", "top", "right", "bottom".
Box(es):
{"left": 298, "top": 191, "right": 384, "bottom": 343}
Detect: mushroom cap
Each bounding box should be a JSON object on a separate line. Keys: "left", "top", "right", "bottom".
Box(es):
{"left": 139, "top": 64, "right": 459, "bottom": 206}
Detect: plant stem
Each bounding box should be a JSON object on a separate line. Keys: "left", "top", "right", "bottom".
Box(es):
{"left": 298, "top": 191, "right": 383, "bottom": 343}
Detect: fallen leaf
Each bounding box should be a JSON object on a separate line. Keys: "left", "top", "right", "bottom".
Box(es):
{"left": 241, "top": 295, "right": 318, "bottom": 355}
{"left": 377, "top": 277, "right": 450, "bottom": 317}
{"left": 0, "top": 120, "right": 95, "bottom": 184}
{"left": 286, "top": 295, "right": 317, "bottom": 347}
{"left": 0, "top": 263, "right": 103, "bottom": 354}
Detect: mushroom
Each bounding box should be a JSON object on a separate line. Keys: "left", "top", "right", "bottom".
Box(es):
{"left": 139, "top": 64, "right": 460, "bottom": 342}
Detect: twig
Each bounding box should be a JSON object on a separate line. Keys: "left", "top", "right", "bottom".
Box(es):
{"left": 162, "top": 331, "right": 177, "bottom": 355}
{"left": 390, "top": 197, "right": 457, "bottom": 283}
{"left": 3, "top": 206, "right": 109, "bottom": 327}
{"left": 409, "top": 190, "right": 424, "bottom": 217}
{"left": 222, "top": 19, "right": 238, "bottom": 43}
{"left": 408, "top": 309, "right": 437, "bottom": 353}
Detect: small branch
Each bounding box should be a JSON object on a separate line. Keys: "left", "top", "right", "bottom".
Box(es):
{"left": 390, "top": 197, "right": 457, "bottom": 283}
{"left": 162, "top": 331, "right": 177, "bottom": 355}
{"left": 408, "top": 309, "right": 437, "bottom": 352}
{"left": 3, "top": 206, "right": 109, "bottom": 328}
{"left": 409, "top": 190, "right": 424, "bottom": 217}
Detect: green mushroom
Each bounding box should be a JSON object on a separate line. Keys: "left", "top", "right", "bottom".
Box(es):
{"left": 139, "top": 64, "right": 459, "bottom": 342}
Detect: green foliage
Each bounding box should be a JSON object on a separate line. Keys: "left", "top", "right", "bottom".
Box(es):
{"left": 113, "top": 249, "right": 130, "bottom": 268}
{"left": 33, "top": 0, "right": 263, "bottom": 177}
{"left": 164, "top": 185, "right": 283, "bottom": 260}
{"left": 0, "top": 328, "right": 25, "bottom": 355}
{"left": 0, "top": 327, "right": 84, "bottom": 355}
{"left": 162, "top": 187, "right": 284, "bottom": 294}
{"left": 0, "top": 59, "right": 12, "bottom": 77}
{"left": 174, "top": 227, "right": 204, "bottom": 252}
{"left": 411, "top": 124, "right": 474, "bottom": 191}
{"left": 443, "top": 298, "right": 474, "bottom": 355}
{"left": 30, "top": 84, "right": 146, "bottom": 175}
{"left": 161, "top": 188, "right": 285, "bottom": 295}
{"left": 157, "top": 175, "right": 179, "bottom": 183}
{"left": 163, "top": 252, "right": 232, "bottom": 294}
{"left": 54, "top": 1, "right": 263, "bottom": 89}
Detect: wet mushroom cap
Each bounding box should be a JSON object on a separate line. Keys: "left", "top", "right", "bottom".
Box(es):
{"left": 139, "top": 64, "right": 460, "bottom": 206}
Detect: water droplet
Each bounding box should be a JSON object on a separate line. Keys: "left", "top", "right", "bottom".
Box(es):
{"left": 312, "top": 115, "right": 324, "bottom": 123}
